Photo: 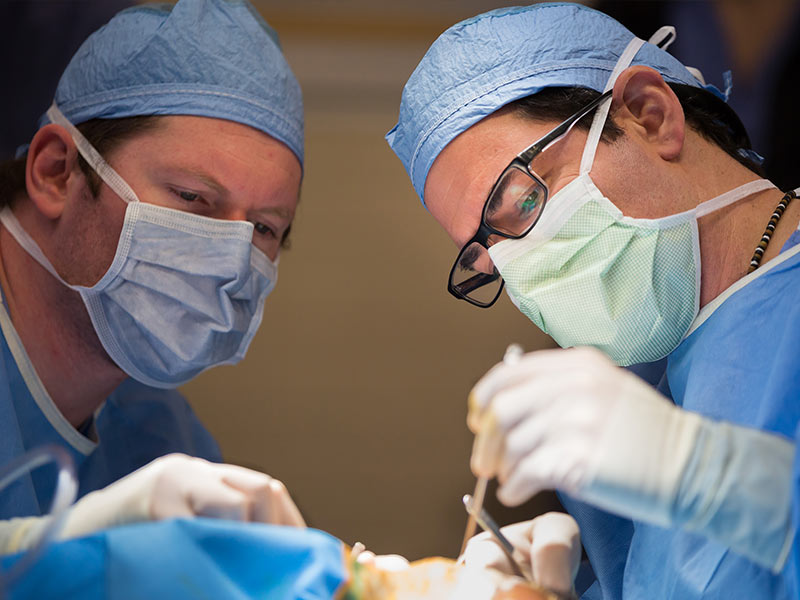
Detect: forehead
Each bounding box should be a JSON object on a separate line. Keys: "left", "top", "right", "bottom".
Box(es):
{"left": 110, "top": 115, "right": 303, "bottom": 223}
{"left": 423, "top": 110, "right": 551, "bottom": 222}
{"left": 142, "top": 116, "right": 300, "bottom": 171}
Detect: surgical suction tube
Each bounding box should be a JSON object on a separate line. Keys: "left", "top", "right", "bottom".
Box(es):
{"left": 0, "top": 445, "right": 77, "bottom": 597}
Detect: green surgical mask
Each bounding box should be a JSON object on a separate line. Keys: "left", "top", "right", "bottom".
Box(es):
{"left": 484, "top": 32, "right": 776, "bottom": 366}
{"left": 488, "top": 173, "right": 775, "bottom": 366}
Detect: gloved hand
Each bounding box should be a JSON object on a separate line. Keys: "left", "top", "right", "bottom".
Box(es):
{"left": 469, "top": 346, "right": 795, "bottom": 572}
{"left": 461, "top": 512, "right": 580, "bottom": 597}
{"left": 59, "top": 453, "right": 305, "bottom": 540}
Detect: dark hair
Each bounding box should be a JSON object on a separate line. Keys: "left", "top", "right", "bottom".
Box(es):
{"left": 0, "top": 116, "right": 161, "bottom": 207}
{"left": 506, "top": 84, "right": 765, "bottom": 175}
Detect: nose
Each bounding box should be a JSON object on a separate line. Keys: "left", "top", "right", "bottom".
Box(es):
{"left": 264, "top": 245, "right": 280, "bottom": 262}
{"left": 474, "top": 249, "right": 496, "bottom": 275}
{"left": 223, "top": 208, "right": 249, "bottom": 222}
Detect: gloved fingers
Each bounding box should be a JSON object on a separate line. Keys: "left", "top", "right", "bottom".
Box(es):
{"left": 263, "top": 479, "right": 306, "bottom": 527}
{"left": 470, "top": 415, "right": 505, "bottom": 478}
{"left": 529, "top": 513, "right": 581, "bottom": 596}
{"left": 465, "top": 514, "right": 580, "bottom": 594}
{"left": 469, "top": 348, "right": 578, "bottom": 421}
{"left": 206, "top": 464, "right": 305, "bottom": 527}
{"left": 219, "top": 465, "right": 305, "bottom": 526}
{"left": 493, "top": 520, "right": 536, "bottom": 566}
{"left": 186, "top": 481, "right": 251, "bottom": 521}
{"left": 490, "top": 364, "right": 602, "bottom": 431}
{"left": 462, "top": 516, "right": 580, "bottom": 597}
{"left": 497, "top": 452, "right": 552, "bottom": 506}
{"left": 460, "top": 530, "right": 516, "bottom": 573}
{"left": 498, "top": 406, "right": 562, "bottom": 482}
{"left": 471, "top": 414, "right": 543, "bottom": 483}
{"left": 476, "top": 366, "right": 589, "bottom": 473}
{"left": 497, "top": 395, "right": 595, "bottom": 486}
{"left": 473, "top": 376, "right": 587, "bottom": 480}
{"left": 215, "top": 463, "right": 275, "bottom": 493}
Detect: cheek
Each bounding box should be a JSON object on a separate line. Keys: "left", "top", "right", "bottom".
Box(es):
{"left": 67, "top": 192, "right": 127, "bottom": 286}
{"left": 475, "top": 250, "right": 496, "bottom": 275}
{"left": 255, "top": 237, "right": 281, "bottom": 263}
{"left": 583, "top": 138, "right": 675, "bottom": 218}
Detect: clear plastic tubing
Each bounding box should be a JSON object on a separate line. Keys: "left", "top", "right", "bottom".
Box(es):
{"left": 0, "top": 445, "right": 77, "bottom": 596}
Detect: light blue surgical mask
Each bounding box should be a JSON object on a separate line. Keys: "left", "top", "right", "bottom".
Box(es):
{"left": 0, "top": 103, "right": 278, "bottom": 388}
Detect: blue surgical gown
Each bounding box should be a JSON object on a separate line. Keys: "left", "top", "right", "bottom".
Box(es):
{"left": 0, "top": 294, "right": 221, "bottom": 520}
{"left": 566, "top": 229, "right": 800, "bottom": 599}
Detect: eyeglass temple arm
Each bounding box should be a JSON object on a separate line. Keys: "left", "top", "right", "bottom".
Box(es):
{"left": 454, "top": 270, "right": 501, "bottom": 296}
{"left": 517, "top": 90, "right": 613, "bottom": 164}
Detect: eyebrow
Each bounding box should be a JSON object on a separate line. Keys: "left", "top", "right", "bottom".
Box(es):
{"left": 174, "top": 166, "right": 295, "bottom": 220}
{"left": 255, "top": 206, "right": 294, "bottom": 220}
{"left": 173, "top": 166, "right": 228, "bottom": 195}
{"left": 485, "top": 173, "right": 512, "bottom": 217}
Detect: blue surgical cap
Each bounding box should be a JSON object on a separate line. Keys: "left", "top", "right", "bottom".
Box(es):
{"left": 387, "top": 2, "right": 719, "bottom": 206}
{"left": 40, "top": 0, "right": 304, "bottom": 165}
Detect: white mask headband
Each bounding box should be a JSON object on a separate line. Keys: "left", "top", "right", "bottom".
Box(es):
{"left": 45, "top": 103, "right": 140, "bottom": 205}
{"left": 0, "top": 207, "right": 66, "bottom": 283}
{"left": 579, "top": 36, "right": 644, "bottom": 174}
{"left": 694, "top": 179, "right": 776, "bottom": 218}
{"left": 579, "top": 26, "right": 677, "bottom": 175}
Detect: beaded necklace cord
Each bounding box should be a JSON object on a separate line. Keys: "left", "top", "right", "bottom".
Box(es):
{"left": 747, "top": 189, "right": 797, "bottom": 274}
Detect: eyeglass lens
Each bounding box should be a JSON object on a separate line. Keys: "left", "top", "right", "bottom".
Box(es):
{"left": 450, "top": 241, "right": 503, "bottom": 306}
{"left": 484, "top": 165, "right": 547, "bottom": 236}
{"left": 449, "top": 165, "right": 546, "bottom": 305}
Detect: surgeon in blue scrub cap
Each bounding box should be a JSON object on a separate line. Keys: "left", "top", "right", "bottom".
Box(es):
{"left": 389, "top": 3, "right": 800, "bottom": 598}
{"left": 0, "top": 0, "right": 309, "bottom": 559}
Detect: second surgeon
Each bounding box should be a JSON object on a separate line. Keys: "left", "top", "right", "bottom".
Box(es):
{"left": 388, "top": 3, "right": 800, "bottom": 598}
{"left": 0, "top": 0, "right": 306, "bottom": 552}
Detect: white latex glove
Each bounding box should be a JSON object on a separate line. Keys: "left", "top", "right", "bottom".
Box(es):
{"left": 58, "top": 453, "right": 305, "bottom": 540}
{"left": 461, "top": 512, "right": 580, "bottom": 597}
{"left": 469, "top": 346, "right": 795, "bottom": 571}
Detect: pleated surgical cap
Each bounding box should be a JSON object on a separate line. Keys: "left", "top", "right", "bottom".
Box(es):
{"left": 387, "top": 2, "right": 720, "bottom": 206}
{"left": 39, "top": 0, "right": 304, "bottom": 165}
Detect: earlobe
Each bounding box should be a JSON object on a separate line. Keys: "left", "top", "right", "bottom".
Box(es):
{"left": 611, "top": 66, "right": 685, "bottom": 161}
{"left": 25, "top": 124, "right": 83, "bottom": 220}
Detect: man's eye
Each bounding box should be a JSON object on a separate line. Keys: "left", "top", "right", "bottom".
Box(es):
{"left": 172, "top": 189, "right": 200, "bottom": 203}
{"left": 519, "top": 189, "right": 540, "bottom": 214}
{"left": 254, "top": 222, "right": 275, "bottom": 237}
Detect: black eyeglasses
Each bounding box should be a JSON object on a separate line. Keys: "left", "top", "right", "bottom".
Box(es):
{"left": 447, "top": 90, "right": 613, "bottom": 307}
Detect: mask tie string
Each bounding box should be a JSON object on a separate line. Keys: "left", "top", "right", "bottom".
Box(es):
{"left": 579, "top": 25, "right": 678, "bottom": 176}
{"left": 45, "top": 103, "right": 140, "bottom": 205}
{"left": 0, "top": 207, "right": 69, "bottom": 285}
{"left": 579, "top": 36, "right": 644, "bottom": 175}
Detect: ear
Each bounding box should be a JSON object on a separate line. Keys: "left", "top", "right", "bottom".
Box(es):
{"left": 25, "top": 124, "right": 84, "bottom": 220}
{"left": 611, "top": 65, "right": 685, "bottom": 161}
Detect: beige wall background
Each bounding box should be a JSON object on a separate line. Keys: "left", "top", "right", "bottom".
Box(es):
{"left": 180, "top": 0, "right": 565, "bottom": 560}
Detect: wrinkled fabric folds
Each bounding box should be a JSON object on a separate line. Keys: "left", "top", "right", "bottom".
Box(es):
{"left": 387, "top": 2, "right": 718, "bottom": 205}
{"left": 1, "top": 519, "right": 347, "bottom": 599}
{"left": 32, "top": 0, "right": 303, "bottom": 164}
